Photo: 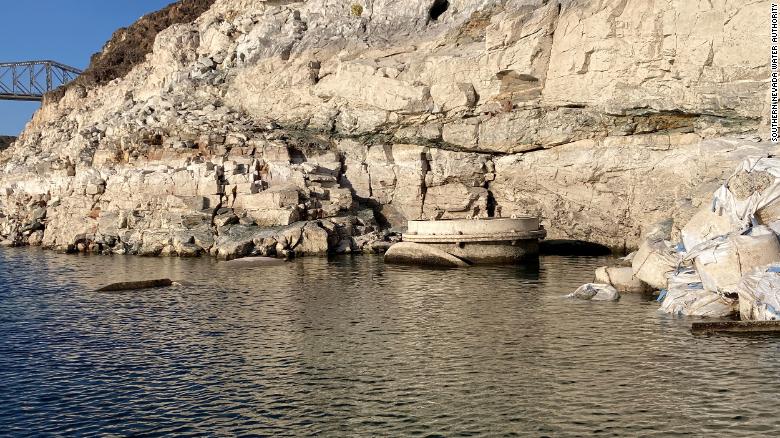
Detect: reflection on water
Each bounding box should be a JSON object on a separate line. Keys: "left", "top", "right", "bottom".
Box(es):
{"left": 1, "top": 248, "right": 780, "bottom": 436}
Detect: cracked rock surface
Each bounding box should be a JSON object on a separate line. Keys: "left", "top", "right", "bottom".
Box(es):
{"left": 0, "top": 0, "right": 772, "bottom": 257}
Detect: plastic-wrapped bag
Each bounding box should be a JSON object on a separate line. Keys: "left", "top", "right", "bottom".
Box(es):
{"left": 711, "top": 156, "right": 780, "bottom": 228}
{"left": 659, "top": 269, "right": 737, "bottom": 317}
{"left": 568, "top": 283, "right": 620, "bottom": 302}
{"left": 685, "top": 226, "right": 780, "bottom": 294}
{"left": 680, "top": 206, "right": 738, "bottom": 251}
{"left": 665, "top": 267, "right": 703, "bottom": 291}
{"left": 735, "top": 265, "right": 780, "bottom": 321}
{"left": 632, "top": 239, "right": 681, "bottom": 290}
{"left": 659, "top": 288, "right": 738, "bottom": 318}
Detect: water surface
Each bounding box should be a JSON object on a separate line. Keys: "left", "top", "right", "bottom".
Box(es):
{"left": 1, "top": 248, "right": 778, "bottom": 436}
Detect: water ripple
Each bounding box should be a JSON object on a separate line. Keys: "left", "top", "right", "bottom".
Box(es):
{"left": 1, "top": 248, "right": 779, "bottom": 435}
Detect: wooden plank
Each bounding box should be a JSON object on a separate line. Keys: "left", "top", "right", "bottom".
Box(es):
{"left": 691, "top": 320, "right": 780, "bottom": 335}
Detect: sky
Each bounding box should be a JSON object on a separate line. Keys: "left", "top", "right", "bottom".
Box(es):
{"left": 0, "top": 0, "right": 176, "bottom": 135}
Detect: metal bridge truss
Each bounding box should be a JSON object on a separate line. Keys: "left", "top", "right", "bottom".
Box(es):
{"left": 0, "top": 61, "right": 82, "bottom": 101}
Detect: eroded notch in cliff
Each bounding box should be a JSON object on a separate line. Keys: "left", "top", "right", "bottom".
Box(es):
{"left": 429, "top": 0, "right": 450, "bottom": 22}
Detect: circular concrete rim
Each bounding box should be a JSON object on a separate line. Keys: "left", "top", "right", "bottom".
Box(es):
{"left": 404, "top": 230, "right": 547, "bottom": 243}
{"left": 407, "top": 217, "right": 541, "bottom": 236}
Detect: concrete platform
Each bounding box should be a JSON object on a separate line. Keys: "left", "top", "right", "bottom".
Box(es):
{"left": 691, "top": 320, "right": 780, "bottom": 335}
{"left": 387, "top": 217, "right": 546, "bottom": 266}
{"left": 405, "top": 217, "right": 543, "bottom": 242}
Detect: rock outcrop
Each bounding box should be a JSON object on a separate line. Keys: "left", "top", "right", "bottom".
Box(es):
{"left": 0, "top": 136, "right": 14, "bottom": 151}
{"left": 0, "top": 0, "right": 771, "bottom": 258}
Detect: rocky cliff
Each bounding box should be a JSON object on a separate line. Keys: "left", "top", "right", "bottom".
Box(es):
{"left": 0, "top": 0, "right": 771, "bottom": 258}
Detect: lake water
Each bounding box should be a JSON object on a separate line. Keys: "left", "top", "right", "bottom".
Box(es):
{"left": 1, "top": 248, "right": 779, "bottom": 436}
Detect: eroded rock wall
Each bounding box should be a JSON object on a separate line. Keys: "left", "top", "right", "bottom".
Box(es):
{"left": 0, "top": 0, "right": 771, "bottom": 256}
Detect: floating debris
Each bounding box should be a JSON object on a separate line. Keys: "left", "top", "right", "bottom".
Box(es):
{"left": 97, "top": 279, "right": 174, "bottom": 292}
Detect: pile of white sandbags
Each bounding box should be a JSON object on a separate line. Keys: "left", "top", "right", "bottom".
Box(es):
{"left": 684, "top": 226, "right": 780, "bottom": 295}
{"left": 574, "top": 156, "right": 780, "bottom": 319}
{"left": 659, "top": 268, "right": 738, "bottom": 317}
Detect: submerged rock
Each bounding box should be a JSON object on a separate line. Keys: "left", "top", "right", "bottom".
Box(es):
{"left": 97, "top": 279, "right": 173, "bottom": 292}
{"left": 223, "top": 256, "right": 286, "bottom": 267}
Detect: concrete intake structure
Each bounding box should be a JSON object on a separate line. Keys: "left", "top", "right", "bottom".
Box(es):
{"left": 385, "top": 217, "right": 546, "bottom": 267}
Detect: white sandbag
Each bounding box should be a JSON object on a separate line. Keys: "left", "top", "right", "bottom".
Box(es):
{"left": 659, "top": 287, "right": 738, "bottom": 318}
{"left": 568, "top": 283, "right": 620, "bottom": 302}
{"left": 711, "top": 156, "right": 780, "bottom": 229}
{"left": 619, "top": 251, "right": 636, "bottom": 266}
{"left": 632, "top": 239, "right": 680, "bottom": 290}
{"left": 680, "top": 206, "right": 737, "bottom": 251}
{"left": 688, "top": 226, "right": 780, "bottom": 294}
{"left": 766, "top": 220, "right": 780, "bottom": 238}
{"left": 595, "top": 266, "right": 649, "bottom": 293}
{"left": 756, "top": 199, "right": 780, "bottom": 225}
{"left": 659, "top": 268, "right": 737, "bottom": 317}
{"left": 665, "top": 267, "right": 703, "bottom": 291}
{"left": 735, "top": 265, "right": 780, "bottom": 321}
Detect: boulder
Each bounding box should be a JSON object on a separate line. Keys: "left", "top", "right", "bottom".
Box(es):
{"left": 27, "top": 230, "right": 44, "bottom": 246}
{"left": 594, "top": 266, "right": 649, "bottom": 293}
{"left": 275, "top": 222, "right": 304, "bottom": 250}
{"left": 214, "top": 211, "right": 240, "bottom": 227}
{"left": 213, "top": 225, "right": 266, "bottom": 260}
{"left": 430, "top": 82, "right": 476, "bottom": 112}
{"left": 296, "top": 222, "right": 331, "bottom": 255}
{"left": 247, "top": 208, "right": 299, "bottom": 227}
{"left": 238, "top": 188, "right": 298, "bottom": 210}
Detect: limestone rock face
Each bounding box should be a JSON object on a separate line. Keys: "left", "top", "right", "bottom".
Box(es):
{"left": 0, "top": 0, "right": 770, "bottom": 256}
{"left": 544, "top": 0, "right": 766, "bottom": 118}
{"left": 492, "top": 136, "right": 780, "bottom": 251}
